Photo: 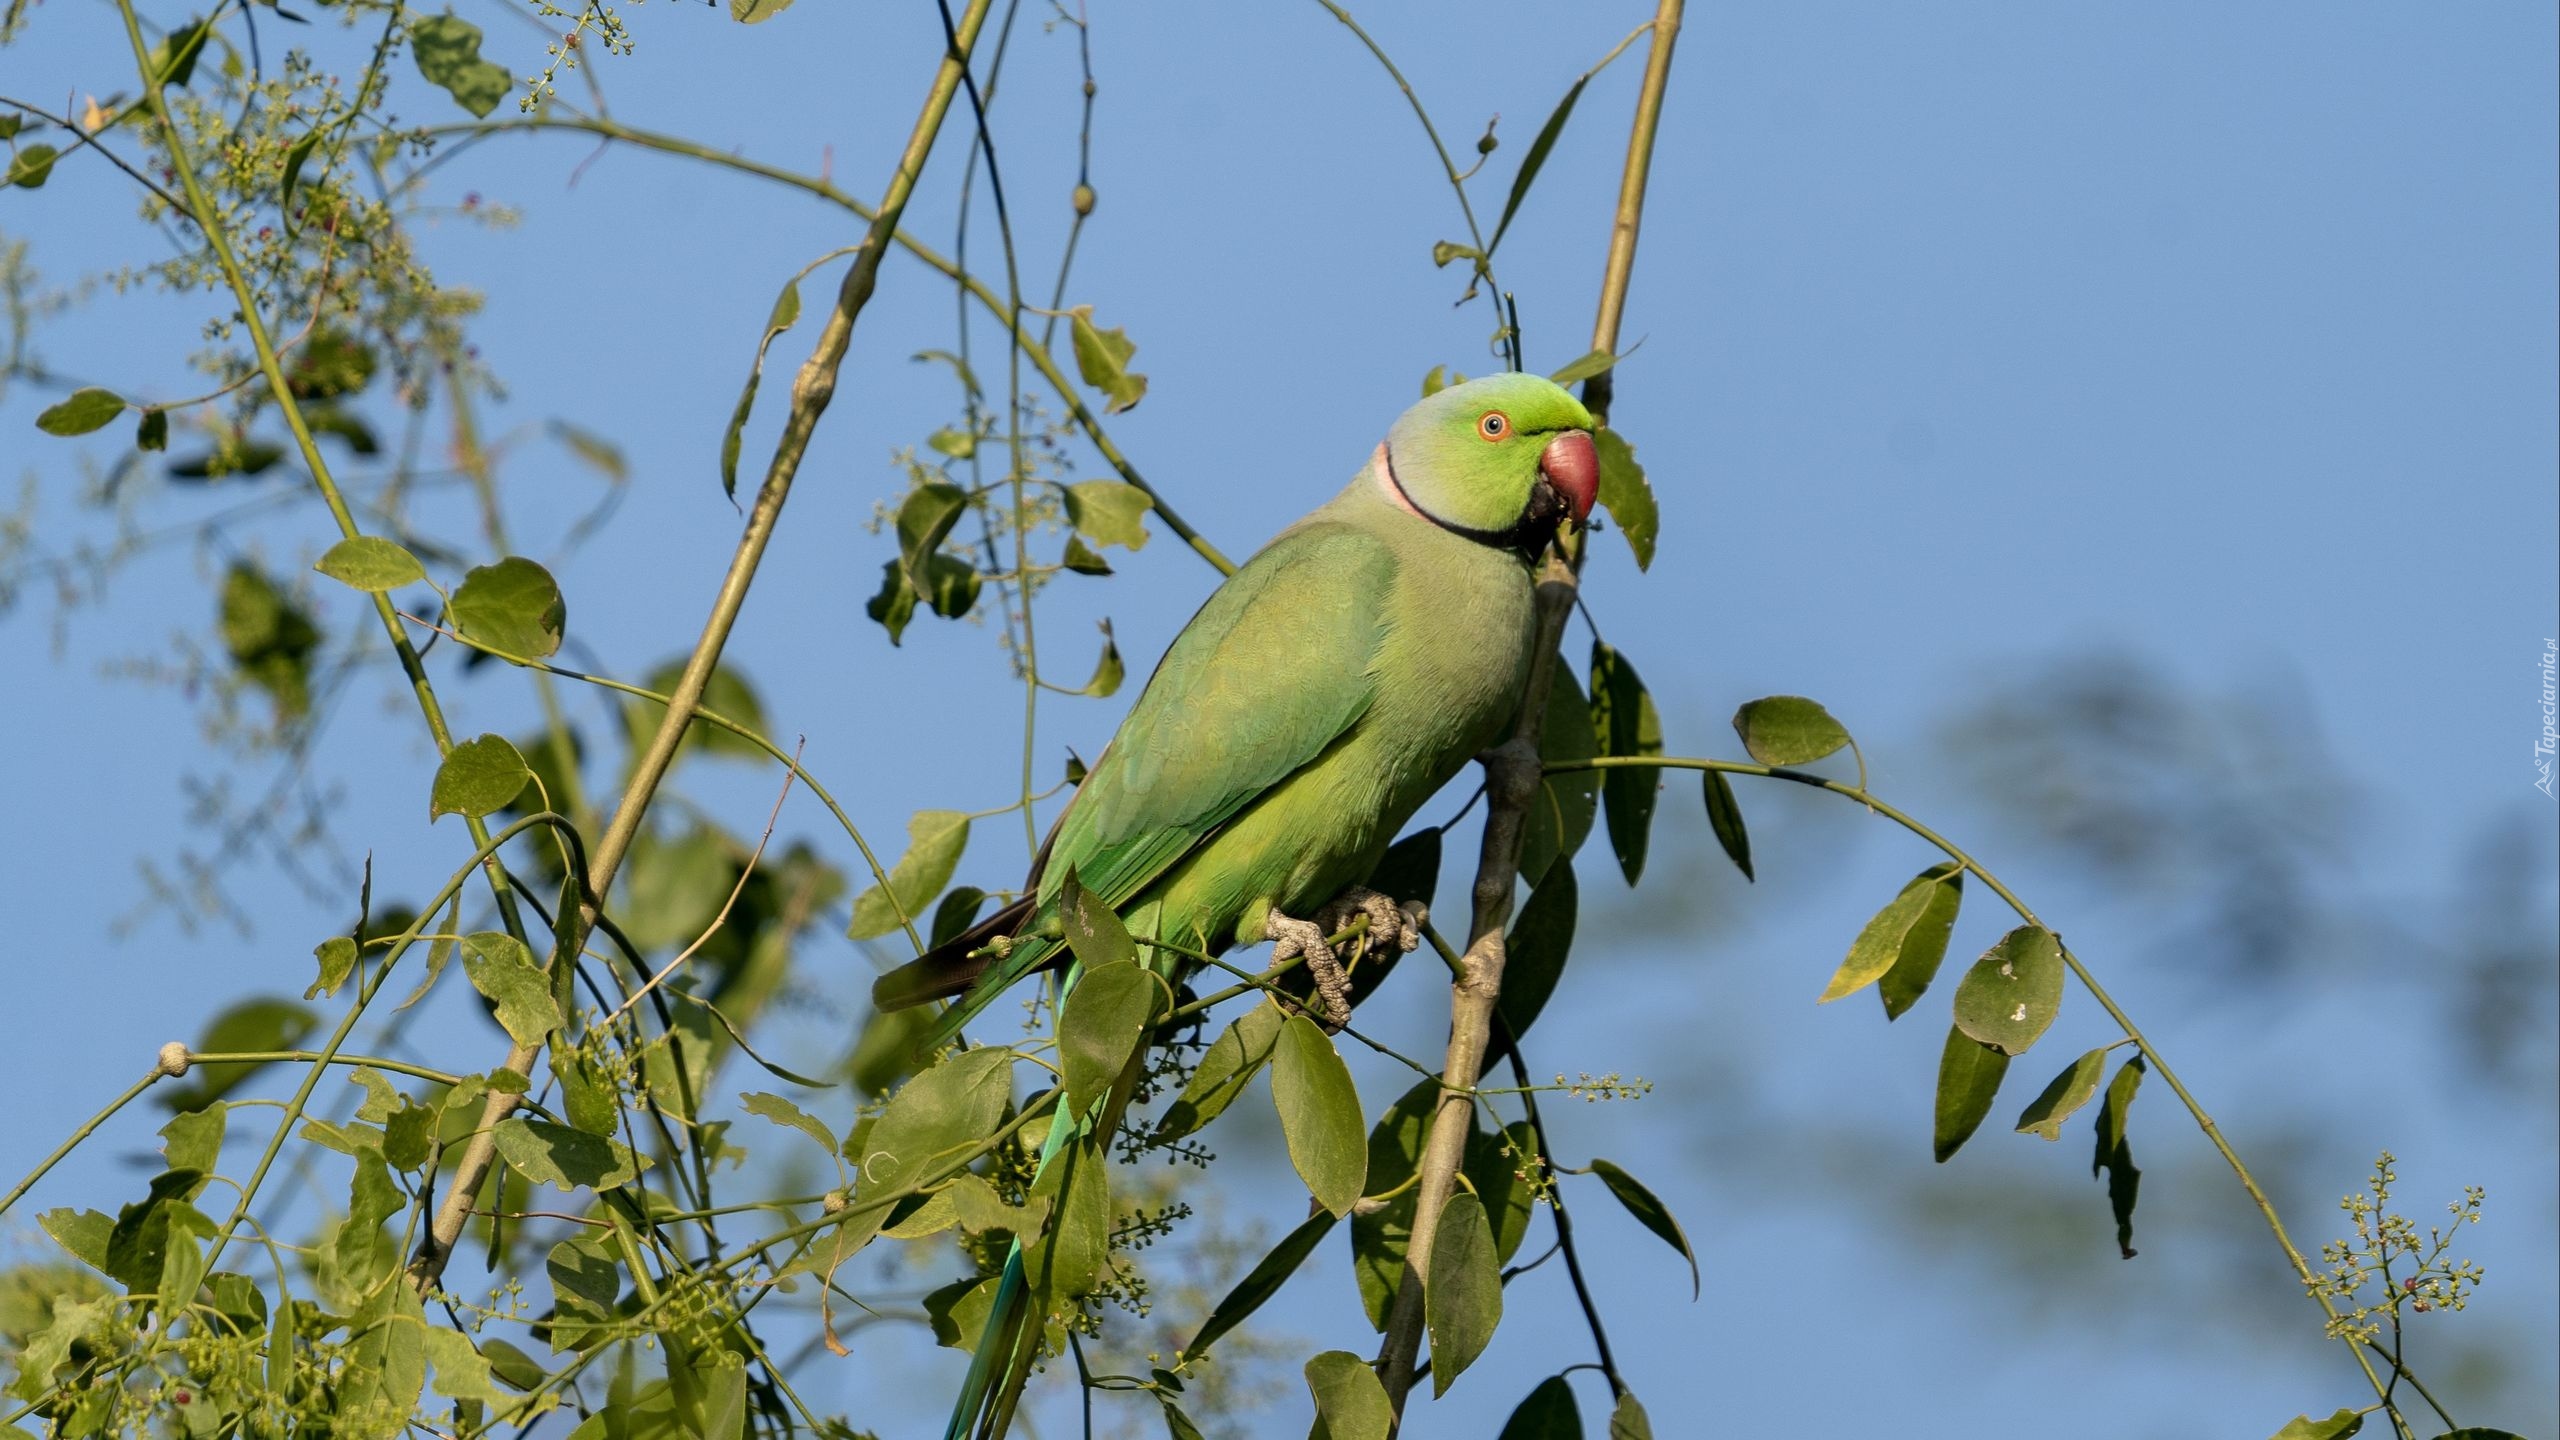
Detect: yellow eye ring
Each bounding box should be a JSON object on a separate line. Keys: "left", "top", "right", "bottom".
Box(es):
{"left": 1478, "top": 411, "right": 1510, "bottom": 440}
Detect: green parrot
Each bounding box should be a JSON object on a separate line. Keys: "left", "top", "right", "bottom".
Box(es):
{"left": 872, "top": 371, "right": 1598, "bottom": 1439}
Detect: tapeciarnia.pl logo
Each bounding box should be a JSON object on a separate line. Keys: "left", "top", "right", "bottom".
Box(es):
{"left": 2537, "top": 638, "right": 2556, "bottom": 798}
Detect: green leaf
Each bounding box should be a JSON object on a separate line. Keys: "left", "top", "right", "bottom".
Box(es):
{"left": 430, "top": 733, "right": 531, "bottom": 821}
{"left": 1548, "top": 349, "right": 1614, "bottom": 388}
{"left": 1182, "top": 1209, "right": 1337, "bottom": 1364}
{"left": 340, "top": 1275, "right": 427, "bottom": 1440}
{"left": 1488, "top": 74, "right": 1588, "bottom": 256}
{"left": 1467, "top": 1119, "right": 1536, "bottom": 1264}
{"left": 1699, "top": 771, "right": 1754, "bottom": 881}
{"left": 844, "top": 1045, "right": 1014, "bottom": 1246}
{"left": 307, "top": 935, "right": 357, "bottom": 1000}
{"left": 925, "top": 424, "right": 976, "bottom": 459}
{"left": 1486, "top": 862, "right": 1576, "bottom": 1070}
{"left": 1731, "top": 695, "right": 1853, "bottom": 767}
{"left": 1421, "top": 364, "right": 1470, "bottom": 398}
{"left": 1820, "top": 862, "right": 1962, "bottom": 1007}
{"left": 547, "top": 420, "right": 627, "bottom": 482}
{"left": 170, "top": 436, "right": 285, "bottom": 480}
{"left": 460, "top": 931, "right": 561, "bottom": 1048}
{"left": 2269, "top": 1410, "right": 2363, "bottom": 1440}
{"left": 1064, "top": 478, "right": 1153, "bottom": 550}
{"left": 1157, "top": 997, "right": 1286, "bottom": 1141}
{"left": 1932, "top": 1026, "right": 2010, "bottom": 1163}
{"left": 161, "top": 998, "right": 316, "bottom": 1110}
{"left": 1430, "top": 240, "right": 1484, "bottom": 269}
{"left": 1368, "top": 827, "right": 1442, "bottom": 919}
{"left": 728, "top": 0, "right": 796, "bottom": 22}
{"left": 1068, "top": 620, "right": 1124, "bottom": 697}
{"left": 2425, "top": 1431, "right": 2531, "bottom": 1439}
{"left": 1057, "top": 863, "right": 1139, "bottom": 969}
{"left": 35, "top": 387, "right": 124, "bottom": 435}
{"left": 1350, "top": 1079, "right": 1437, "bottom": 1329}
{"left": 279, "top": 128, "right": 322, "bottom": 210}
{"left": 2093, "top": 1053, "right": 2145, "bottom": 1258}
{"left": 1067, "top": 306, "right": 1148, "bottom": 412}
{"left": 1587, "top": 1159, "right": 1698, "bottom": 1298}
{"left": 218, "top": 562, "right": 320, "bottom": 718}
{"left": 492, "top": 1117, "right": 640, "bottom": 1192}
{"left": 1592, "top": 428, "right": 1658, "bottom": 571}
{"left": 740, "top": 1091, "right": 838, "bottom": 1157}
{"left": 2016, "top": 1045, "right": 2115, "bottom": 1141}
{"left": 1950, "top": 925, "right": 2065, "bottom": 1056}
{"left": 629, "top": 657, "right": 768, "bottom": 763}
{"left": 930, "top": 885, "right": 989, "bottom": 948}
{"left": 1878, "top": 867, "right": 1965, "bottom": 1019}
{"left": 449, "top": 556, "right": 566, "bottom": 660}
{"left": 6, "top": 143, "right": 58, "bottom": 189}
{"left": 39, "top": 1208, "right": 114, "bottom": 1274}
{"left": 895, "top": 482, "right": 969, "bottom": 588}
{"left": 1060, "top": 960, "right": 1169, "bottom": 1117}
{"left": 543, "top": 1231, "right": 621, "bottom": 1353}
{"left": 423, "top": 1328, "right": 514, "bottom": 1409}
{"left": 1061, "top": 535, "right": 1113, "bottom": 575}
{"left": 135, "top": 407, "right": 168, "bottom": 451}
{"left": 159, "top": 1105, "right": 224, "bottom": 1186}
{"left": 287, "top": 329, "right": 376, "bottom": 401}
{"left": 1272, "top": 1015, "right": 1366, "bottom": 1216}
{"left": 847, "top": 810, "right": 969, "bottom": 941}
{"left": 722, "top": 276, "right": 802, "bottom": 498}
{"left": 1425, "top": 1190, "right": 1501, "bottom": 1396}
{"left": 1305, "top": 1349, "right": 1393, "bottom": 1440}
{"left": 103, "top": 1169, "right": 204, "bottom": 1291}
{"left": 1025, "top": 1132, "right": 1112, "bottom": 1302}
{"left": 1498, "top": 1375, "right": 1584, "bottom": 1439}
{"left": 1588, "top": 642, "right": 1663, "bottom": 885}
{"left": 314, "top": 536, "right": 426, "bottom": 593}
{"left": 410, "top": 12, "right": 512, "bottom": 118}
{"left": 1521, "top": 664, "right": 1599, "bottom": 886}
{"left": 1608, "top": 1391, "right": 1655, "bottom": 1440}
{"left": 480, "top": 1337, "right": 547, "bottom": 1391}
{"left": 1160, "top": 1398, "right": 1208, "bottom": 1440}
{"left": 923, "top": 1274, "right": 996, "bottom": 1349}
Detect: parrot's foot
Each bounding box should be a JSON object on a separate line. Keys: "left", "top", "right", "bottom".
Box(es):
{"left": 1266, "top": 913, "right": 1351, "bottom": 1032}
{"left": 1315, "top": 887, "right": 1428, "bottom": 957}
{"left": 1265, "top": 889, "right": 1429, "bottom": 1033}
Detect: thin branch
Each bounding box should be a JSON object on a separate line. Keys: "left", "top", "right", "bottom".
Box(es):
{"left": 1375, "top": 2, "right": 1682, "bottom": 1422}
{"left": 408, "top": 0, "right": 997, "bottom": 1292}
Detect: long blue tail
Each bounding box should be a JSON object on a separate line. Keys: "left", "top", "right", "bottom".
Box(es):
{"left": 940, "top": 961, "right": 1086, "bottom": 1440}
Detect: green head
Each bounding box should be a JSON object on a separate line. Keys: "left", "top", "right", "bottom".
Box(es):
{"left": 1380, "top": 373, "right": 1599, "bottom": 554}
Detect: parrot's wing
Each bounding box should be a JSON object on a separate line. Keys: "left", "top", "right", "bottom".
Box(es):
{"left": 1042, "top": 520, "right": 1397, "bottom": 913}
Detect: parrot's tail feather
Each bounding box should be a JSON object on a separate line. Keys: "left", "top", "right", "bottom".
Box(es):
{"left": 871, "top": 896, "right": 1041, "bottom": 1012}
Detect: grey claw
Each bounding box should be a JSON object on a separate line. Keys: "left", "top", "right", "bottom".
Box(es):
{"left": 1266, "top": 912, "right": 1350, "bottom": 1032}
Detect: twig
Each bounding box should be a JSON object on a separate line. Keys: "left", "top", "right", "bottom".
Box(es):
{"left": 1373, "top": 1, "right": 1682, "bottom": 1422}
{"left": 598, "top": 737, "right": 804, "bottom": 1030}
{"left": 407, "top": 0, "right": 996, "bottom": 1293}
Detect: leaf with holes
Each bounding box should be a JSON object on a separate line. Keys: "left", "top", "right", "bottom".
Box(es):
{"left": 492, "top": 1118, "right": 639, "bottom": 1193}
{"left": 1064, "top": 479, "right": 1152, "bottom": 550}
{"left": 1067, "top": 306, "right": 1147, "bottom": 412}
{"left": 1951, "top": 925, "right": 2065, "bottom": 1056}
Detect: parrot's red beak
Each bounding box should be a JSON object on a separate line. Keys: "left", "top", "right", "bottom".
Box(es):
{"left": 1539, "top": 431, "right": 1599, "bottom": 523}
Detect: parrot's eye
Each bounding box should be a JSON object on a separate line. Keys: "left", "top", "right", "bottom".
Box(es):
{"left": 1477, "top": 411, "right": 1509, "bottom": 440}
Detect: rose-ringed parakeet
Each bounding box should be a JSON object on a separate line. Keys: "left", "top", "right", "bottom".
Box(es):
{"left": 871, "top": 372, "right": 1598, "bottom": 1439}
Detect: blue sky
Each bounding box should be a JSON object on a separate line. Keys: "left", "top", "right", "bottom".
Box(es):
{"left": 2, "top": 3, "right": 2553, "bottom": 1436}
